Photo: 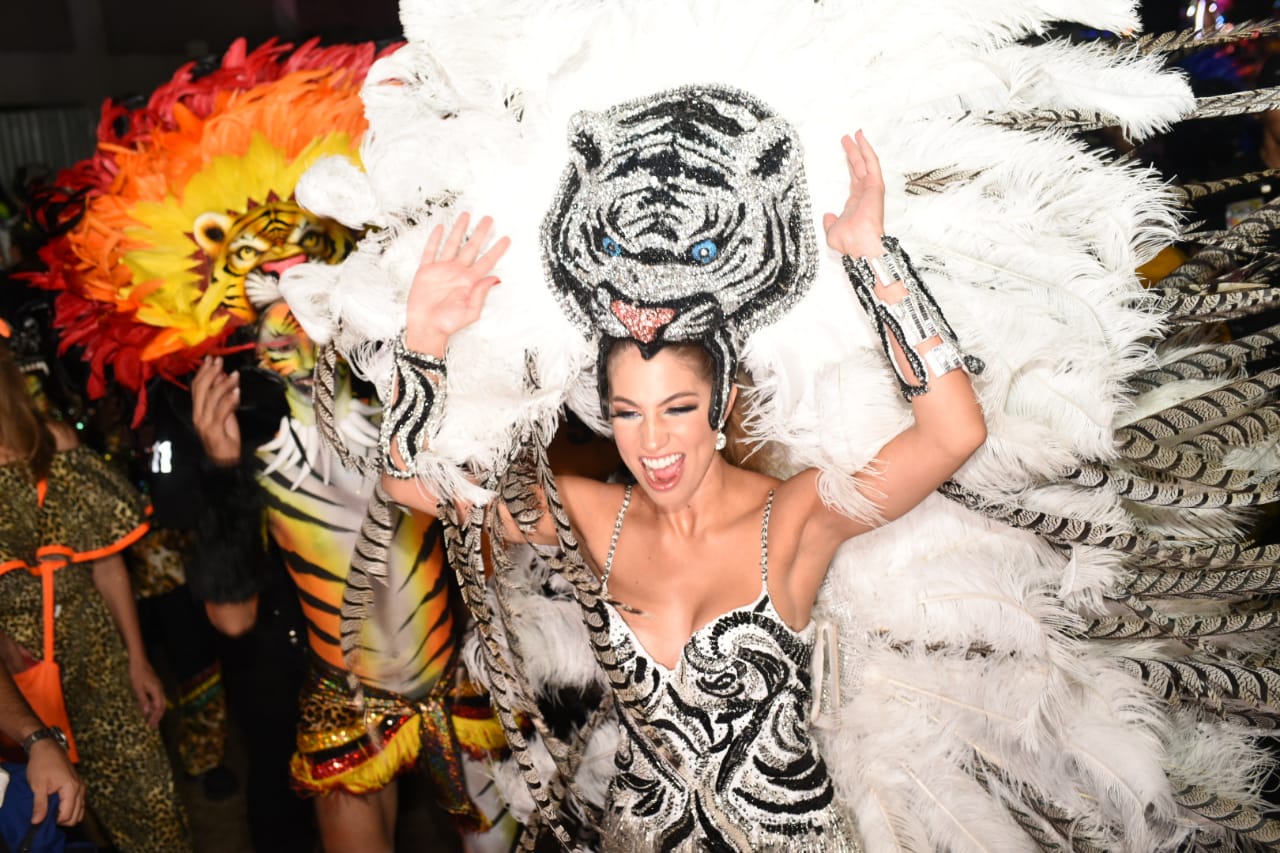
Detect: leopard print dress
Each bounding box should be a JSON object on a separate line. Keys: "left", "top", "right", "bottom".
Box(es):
{"left": 0, "top": 447, "right": 191, "bottom": 853}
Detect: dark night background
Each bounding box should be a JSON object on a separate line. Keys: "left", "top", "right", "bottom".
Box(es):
{"left": 0, "top": 0, "right": 402, "bottom": 184}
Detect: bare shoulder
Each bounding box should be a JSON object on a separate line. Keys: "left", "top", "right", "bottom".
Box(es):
{"left": 771, "top": 468, "right": 824, "bottom": 527}
{"left": 554, "top": 474, "right": 630, "bottom": 567}
{"left": 556, "top": 474, "right": 628, "bottom": 524}
{"left": 766, "top": 467, "right": 869, "bottom": 626}
{"left": 714, "top": 465, "right": 786, "bottom": 530}
{"left": 727, "top": 465, "right": 784, "bottom": 504}
{"left": 47, "top": 421, "right": 80, "bottom": 451}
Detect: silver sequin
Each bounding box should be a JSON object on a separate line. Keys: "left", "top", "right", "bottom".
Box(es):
{"left": 539, "top": 84, "right": 819, "bottom": 430}
{"left": 379, "top": 335, "right": 447, "bottom": 478}
{"left": 598, "top": 488, "right": 861, "bottom": 852}
{"left": 844, "top": 235, "right": 983, "bottom": 401}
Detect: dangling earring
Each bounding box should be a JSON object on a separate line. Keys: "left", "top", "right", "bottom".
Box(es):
{"left": 715, "top": 430, "right": 727, "bottom": 451}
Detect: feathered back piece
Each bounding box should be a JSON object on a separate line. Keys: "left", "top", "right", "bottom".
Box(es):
{"left": 20, "top": 38, "right": 391, "bottom": 420}
{"left": 288, "top": 1, "right": 1280, "bottom": 849}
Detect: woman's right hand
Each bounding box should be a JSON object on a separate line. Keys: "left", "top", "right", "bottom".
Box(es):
{"left": 128, "top": 656, "right": 167, "bottom": 728}
{"left": 405, "top": 213, "right": 510, "bottom": 355}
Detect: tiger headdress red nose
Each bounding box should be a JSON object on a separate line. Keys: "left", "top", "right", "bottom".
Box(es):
{"left": 541, "top": 85, "right": 818, "bottom": 429}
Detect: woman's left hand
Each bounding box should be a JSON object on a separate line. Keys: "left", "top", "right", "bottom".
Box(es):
{"left": 129, "top": 658, "right": 166, "bottom": 728}
{"left": 822, "top": 130, "right": 886, "bottom": 257}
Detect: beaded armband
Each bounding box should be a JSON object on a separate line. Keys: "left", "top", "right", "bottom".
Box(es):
{"left": 379, "top": 335, "right": 447, "bottom": 479}
{"left": 843, "top": 235, "right": 983, "bottom": 400}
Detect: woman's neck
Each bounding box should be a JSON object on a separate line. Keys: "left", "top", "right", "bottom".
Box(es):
{"left": 640, "top": 455, "right": 734, "bottom": 538}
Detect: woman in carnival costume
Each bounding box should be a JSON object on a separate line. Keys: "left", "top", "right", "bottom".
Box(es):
{"left": 382, "top": 117, "right": 986, "bottom": 849}
{"left": 0, "top": 341, "right": 189, "bottom": 852}
{"left": 285, "top": 0, "right": 1280, "bottom": 849}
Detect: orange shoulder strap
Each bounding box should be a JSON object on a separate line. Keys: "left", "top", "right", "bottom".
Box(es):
{"left": 40, "top": 566, "right": 56, "bottom": 664}
{"left": 35, "top": 477, "right": 56, "bottom": 663}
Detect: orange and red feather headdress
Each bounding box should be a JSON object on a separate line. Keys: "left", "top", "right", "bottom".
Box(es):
{"left": 22, "top": 38, "right": 393, "bottom": 419}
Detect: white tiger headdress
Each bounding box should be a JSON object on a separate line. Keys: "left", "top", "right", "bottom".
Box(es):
{"left": 541, "top": 84, "right": 817, "bottom": 428}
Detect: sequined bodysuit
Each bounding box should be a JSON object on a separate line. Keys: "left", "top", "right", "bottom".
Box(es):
{"left": 599, "top": 487, "right": 859, "bottom": 852}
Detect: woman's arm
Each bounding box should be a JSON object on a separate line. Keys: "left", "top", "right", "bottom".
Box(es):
{"left": 378, "top": 214, "right": 582, "bottom": 546}
{"left": 786, "top": 132, "right": 987, "bottom": 600}
{"left": 91, "top": 553, "right": 166, "bottom": 727}
{"left": 382, "top": 215, "right": 634, "bottom": 558}
{"left": 381, "top": 213, "right": 505, "bottom": 516}
{"left": 0, "top": 659, "right": 85, "bottom": 826}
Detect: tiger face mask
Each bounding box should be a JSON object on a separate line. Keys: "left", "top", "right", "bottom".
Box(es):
{"left": 541, "top": 85, "right": 818, "bottom": 429}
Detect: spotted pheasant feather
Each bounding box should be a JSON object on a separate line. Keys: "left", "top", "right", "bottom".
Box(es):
{"left": 1132, "top": 19, "right": 1280, "bottom": 57}
{"left": 1191, "top": 86, "right": 1280, "bottom": 122}
{"left": 1172, "top": 784, "right": 1280, "bottom": 846}
{"left": 1173, "top": 169, "right": 1280, "bottom": 206}
{"left": 1129, "top": 324, "right": 1280, "bottom": 390}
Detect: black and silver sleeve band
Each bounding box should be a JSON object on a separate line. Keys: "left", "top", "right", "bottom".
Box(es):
{"left": 379, "top": 335, "right": 447, "bottom": 479}
{"left": 843, "top": 235, "right": 983, "bottom": 400}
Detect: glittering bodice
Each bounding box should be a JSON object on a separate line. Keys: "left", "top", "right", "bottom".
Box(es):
{"left": 598, "top": 488, "right": 859, "bottom": 852}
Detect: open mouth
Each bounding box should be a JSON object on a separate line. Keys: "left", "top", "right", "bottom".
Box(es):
{"left": 640, "top": 452, "right": 684, "bottom": 491}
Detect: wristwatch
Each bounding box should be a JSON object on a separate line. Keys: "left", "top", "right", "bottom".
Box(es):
{"left": 21, "top": 726, "right": 69, "bottom": 754}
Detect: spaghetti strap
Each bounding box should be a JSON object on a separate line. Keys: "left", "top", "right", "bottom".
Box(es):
{"left": 760, "top": 489, "right": 776, "bottom": 582}
{"left": 602, "top": 484, "right": 633, "bottom": 591}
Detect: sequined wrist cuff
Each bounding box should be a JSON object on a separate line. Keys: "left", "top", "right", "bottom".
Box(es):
{"left": 844, "top": 235, "right": 983, "bottom": 400}
{"left": 379, "top": 335, "right": 447, "bottom": 478}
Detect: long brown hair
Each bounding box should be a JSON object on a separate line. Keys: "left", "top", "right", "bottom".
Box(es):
{"left": 0, "top": 343, "right": 54, "bottom": 481}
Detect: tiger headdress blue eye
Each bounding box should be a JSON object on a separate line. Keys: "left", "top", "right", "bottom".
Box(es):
{"left": 541, "top": 85, "right": 817, "bottom": 429}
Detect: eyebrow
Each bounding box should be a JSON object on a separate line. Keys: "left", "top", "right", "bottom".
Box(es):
{"left": 610, "top": 391, "right": 700, "bottom": 407}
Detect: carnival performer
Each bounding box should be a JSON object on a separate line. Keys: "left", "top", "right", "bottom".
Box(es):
{"left": 381, "top": 111, "right": 984, "bottom": 846}
{"left": 284, "top": 1, "right": 1280, "bottom": 849}
{"left": 0, "top": 342, "right": 190, "bottom": 853}
{"left": 191, "top": 344, "right": 517, "bottom": 853}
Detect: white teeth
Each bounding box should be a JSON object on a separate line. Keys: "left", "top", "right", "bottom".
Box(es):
{"left": 642, "top": 453, "right": 682, "bottom": 471}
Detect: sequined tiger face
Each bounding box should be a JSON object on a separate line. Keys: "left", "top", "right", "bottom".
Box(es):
{"left": 544, "top": 86, "right": 817, "bottom": 342}
{"left": 542, "top": 85, "right": 816, "bottom": 427}
{"left": 193, "top": 201, "right": 355, "bottom": 324}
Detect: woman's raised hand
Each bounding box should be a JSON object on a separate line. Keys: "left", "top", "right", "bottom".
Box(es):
{"left": 822, "top": 130, "right": 886, "bottom": 258}
{"left": 405, "top": 213, "right": 510, "bottom": 355}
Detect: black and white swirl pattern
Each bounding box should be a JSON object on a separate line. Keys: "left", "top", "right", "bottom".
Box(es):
{"left": 601, "top": 594, "right": 859, "bottom": 852}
